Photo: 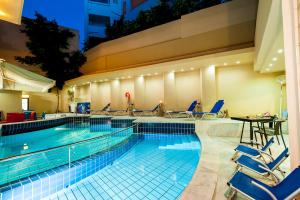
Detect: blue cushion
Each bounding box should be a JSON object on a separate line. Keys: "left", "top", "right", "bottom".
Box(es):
{"left": 236, "top": 155, "right": 268, "bottom": 174}
{"left": 229, "top": 171, "right": 273, "bottom": 200}
{"left": 229, "top": 167, "right": 300, "bottom": 200}
{"left": 235, "top": 145, "right": 260, "bottom": 157}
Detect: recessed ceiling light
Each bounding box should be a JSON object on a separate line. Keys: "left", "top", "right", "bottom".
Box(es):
{"left": 224, "top": 63, "right": 227, "bottom": 66}
{"left": 236, "top": 61, "right": 240, "bottom": 64}
{"left": 277, "top": 49, "right": 283, "bottom": 54}
{"left": 269, "top": 64, "right": 273, "bottom": 67}
{"left": 272, "top": 57, "right": 278, "bottom": 61}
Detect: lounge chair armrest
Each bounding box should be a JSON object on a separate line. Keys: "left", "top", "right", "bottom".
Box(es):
{"left": 258, "top": 165, "right": 281, "bottom": 184}
{"left": 251, "top": 181, "right": 277, "bottom": 200}
{"left": 257, "top": 150, "right": 274, "bottom": 162}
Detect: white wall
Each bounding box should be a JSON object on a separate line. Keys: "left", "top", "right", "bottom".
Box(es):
{"left": 144, "top": 75, "right": 164, "bottom": 109}
{"left": 0, "top": 90, "right": 22, "bottom": 119}
{"left": 76, "top": 65, "right": 284, "bottom": 116}
{"left": 176, "top": 71, "right": 201, "bottom": 110}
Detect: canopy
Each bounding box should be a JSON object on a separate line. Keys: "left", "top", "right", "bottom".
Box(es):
{"left": 0, "top": 60, "right": 55, "bottom": 92}
{"left": 0, "top": 0, "right": 24, "bottom": 24}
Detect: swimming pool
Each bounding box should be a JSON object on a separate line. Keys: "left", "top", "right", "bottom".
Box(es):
{"left": 52, "top": 134, "right": 201, "bottom": 200}
{"left": 0, "top": 118, "right": 200, "bottom": 200}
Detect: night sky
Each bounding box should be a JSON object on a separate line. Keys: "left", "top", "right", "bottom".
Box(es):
{"left": 22, "top": 0, "right": 86, "bottom": 49}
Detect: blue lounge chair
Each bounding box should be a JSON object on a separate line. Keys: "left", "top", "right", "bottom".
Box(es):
{"left": 235, "top": 148, "right": 289, "bottom": 183}
{"left": 227, "top": 166, "right": 300, "bottom": 200}
{"left": 231, "top": 137, "right": 275, "bottom": 161}
{"left": 133, "top": 104, "right": 159, "bottom": 116}
{"left": 191, "top": 99, "right": 224, "bottom": 119}
{"left": 166, "top": 100, "right": 198, "bottom": 118}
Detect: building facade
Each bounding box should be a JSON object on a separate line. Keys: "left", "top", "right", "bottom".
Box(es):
{"left": 85, "top": 0, "right": 159, "bottom": 41}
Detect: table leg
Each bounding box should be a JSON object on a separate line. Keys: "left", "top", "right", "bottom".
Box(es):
{"left": 279, "top": 123, "right": 287, "bottom": 148}
{"left": 250, "top": 122, "right": 254, "bottom": 147}
{"left": 240, "top": 122, "right": 245, "bottom": 143}
{"left": 262, "top": 123, "right": 272, "bottom": 154}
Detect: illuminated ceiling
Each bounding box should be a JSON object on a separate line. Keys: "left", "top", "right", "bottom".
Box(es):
{"left": 0, "top": 0, "right": 24, "bottom": 24}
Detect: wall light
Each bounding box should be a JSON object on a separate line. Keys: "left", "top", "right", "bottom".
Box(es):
{"left": 236, "top": 61, "right": 240, "bottom": 64}
{"left": 277, "top": 49, "right": 283, "bottom": 54}
{"left": 208, "top": 65, "right": 215, "bottom": 74}
{"left": 0, "top": 10, "right": 6, "bottom": 16}
{"left": 223, "top": 63, "right": 227, "bottom": 66}
{"left": 272, "top": 57, "right": 278, "bottom": 61}
{"left": 269, "top": 63, "right": 273, "bottom": 67}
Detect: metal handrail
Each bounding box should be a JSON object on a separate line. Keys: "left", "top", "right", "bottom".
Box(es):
{"left": 0, "top": 124, "right": 137, "bottom": 163}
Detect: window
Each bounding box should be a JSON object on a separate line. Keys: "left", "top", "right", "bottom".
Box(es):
{"left": 89, "top": 0, "right": 109, "bottom": 4}
{"left": 88, "top": 14, "right": 110, "bottom": 26}
{"left": 22, "top": 98, "right": 29, "bottom": 111}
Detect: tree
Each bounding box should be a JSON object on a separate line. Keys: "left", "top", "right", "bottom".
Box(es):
{"left": 16, "top": 13, "right": 86, "bottom": 112}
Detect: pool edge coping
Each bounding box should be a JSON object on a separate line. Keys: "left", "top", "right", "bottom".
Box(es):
{"left": 180, "top": 125, "right": 218, "bottom": 200}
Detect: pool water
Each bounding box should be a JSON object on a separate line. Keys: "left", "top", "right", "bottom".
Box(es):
{"left": 0, "top": 125, "right": 114, "bottom": 159}
{"left": 0, "top": 125, "right": 131, "bottom": 186}
{"left": 50, "top": 134, "right": 201, "bottom": 200}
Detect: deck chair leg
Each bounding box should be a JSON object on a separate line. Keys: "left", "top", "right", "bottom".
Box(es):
{"left": 231, "top": 152, "right": 239, "bottom": 161}
{"left": 225, "top": 188, "right": 237, "bottom": 200}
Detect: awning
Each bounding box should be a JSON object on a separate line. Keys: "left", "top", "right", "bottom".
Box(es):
{"left": 0, "top": 0, "right": 24, "bottom": 25}
{"left": 0, "top": 60, "right": 55, "bottom": 92}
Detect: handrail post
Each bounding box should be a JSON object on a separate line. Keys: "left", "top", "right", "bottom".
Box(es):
{"left": 68, "top": 145, "right": 71, "bottom": 186}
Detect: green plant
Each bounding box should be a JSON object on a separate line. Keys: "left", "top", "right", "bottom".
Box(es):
{"left": 16, "top": 13, "right": 87, "bottom": 111}
{"left": 102, "top": 0, "right": 231, "bottom": 46}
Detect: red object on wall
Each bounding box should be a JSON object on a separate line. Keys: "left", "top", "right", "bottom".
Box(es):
{"left": 131, "top": 0, "right": 146, "bottom": 9}
{"left": 30, "top": 112, "right": 37, "bottom": 121}
{"left": 6, "top": 113, "right": 25, "bottom": 123}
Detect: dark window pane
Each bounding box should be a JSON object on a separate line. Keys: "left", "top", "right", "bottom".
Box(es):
{"left": 89, "top": 14, "right": 110, "bottom": 26}
{"left": 90, "top": 0, "right": 109, "bottom": 4}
